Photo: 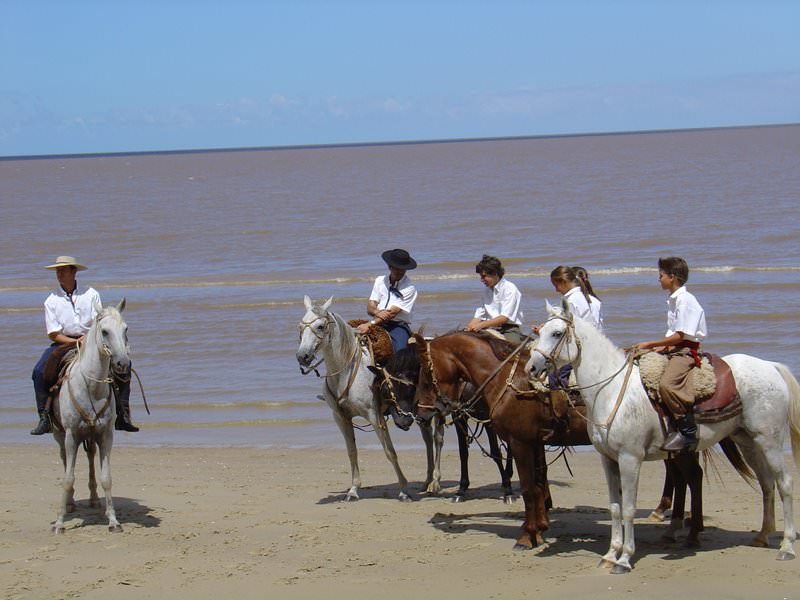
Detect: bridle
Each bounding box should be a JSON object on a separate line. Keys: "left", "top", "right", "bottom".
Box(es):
{"left": 416, "top": 340, "right": 447, "bottom": 412}
{"left": 533, "top": 312, "right": 640, "bottom": 430}
{"left": 377, "top": 368, "right": 416, "bottom": 420}
{"left": 297, "top": 312, "right": 333, "bottom": 375}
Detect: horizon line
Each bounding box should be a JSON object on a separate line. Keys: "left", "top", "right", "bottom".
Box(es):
{"left": 2, "top": 122, "right": 798, "bottom": 162}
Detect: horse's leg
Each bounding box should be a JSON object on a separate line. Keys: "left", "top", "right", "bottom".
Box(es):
{"left": 330, "top": 408, "right": 361, "bottom": 501}
{"left": 598, "top": 454, "right": 623, "bottom": 568}
{"left": 752, "top": 435, "right": 796, "bottom": 559}
{"left": 53, "top": 432, "right": 79, "bottom": 534}
{"left": 53, "top": 431, "right": 76, "bottom": 513}
{"left": 611, "top": 452, "right": 643, "bottom": 574}
{"left": 486, "top": 425, "right": 514, "bottom": 504}
{"left": 86, "top": 440, "right": 101, "bottom": 508}
{"left": 370, "top": 411, "right": 411, "bottom": 501}
{"left": 97, "top": 432, "right": 121, "bottom": 532}
{"left": 431, "top": 415, "right": 444, "bottom": 496}
{"left": 418, "top": 417, "right": 442, "bottom": 495}
{"left": 508, "top": 438, "right": 546, "bottom": 550}
{"left": 682, "top": 454, "right": 704, "bottom": 548}
{"left": 649, "top": 460, "right": 675, "bottom": 522}
{"left": 453, "top": 415, "right": 470, "bottom": 502}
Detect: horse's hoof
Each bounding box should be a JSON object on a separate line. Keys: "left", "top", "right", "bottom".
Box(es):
{"left": 343, "top": 494, "right": 359, "bottom": 502}
{"left": 777, "top": 552, "right": 795, "bottom": 561}
{"left": 598, "top": 559, "right": 615, "bottom": 569}
{"left": 512, "top": 543, "right": 532, "bottom": 551}
{"left": 109, "top": 524, "right": 123, "bottom": 533}
{"left": 610, "top": 563, "right": 632, "bottom": 575}
{"left": 52, "top": 525, "right": 65, "bottom": 535}
{"left": 452, "top": 495, "right": 465, "bottom": 503}
{"left": 751, "top": 537, "right": 769, "bottom": 548}
{"left": 398, "top": 493, "right": 412, "bottom": 503}
{"left": 648, "top": 511, "right": 666, "bottom": 523}
{"left": 503, "top": 494, "right": 515, "bottom": 505}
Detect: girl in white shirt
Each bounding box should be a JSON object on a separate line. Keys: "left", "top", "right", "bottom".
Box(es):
{"left": 550, "top": 265, "right": 604, "bottom": 331}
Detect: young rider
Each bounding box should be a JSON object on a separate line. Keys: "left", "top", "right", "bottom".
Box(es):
{"left": 465, "top": 255, "right": 524, "bottom": 344}
{"left": 633, "top": 256, "right": 707, "bottom": 452}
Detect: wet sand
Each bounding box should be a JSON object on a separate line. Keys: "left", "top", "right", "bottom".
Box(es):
{"left": 1, "top": 443, "right": 798, "bottom": 599}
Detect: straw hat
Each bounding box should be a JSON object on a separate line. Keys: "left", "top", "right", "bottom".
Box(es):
{"left": 45, "top": 256, "right": 88, "bottom": 271}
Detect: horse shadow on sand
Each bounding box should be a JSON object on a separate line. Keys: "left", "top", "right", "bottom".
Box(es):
{"left": 317, "top": 478, "right": 517, "bottom": 504}
{"left": 50, "top": 496, "right": 161, "bottom": 530}
{"left": 428, "top": 503, "right": 771, "bottom": 564}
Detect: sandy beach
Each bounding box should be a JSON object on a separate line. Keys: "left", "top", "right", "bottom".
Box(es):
{"left": 2, "top": 442, "right": 799, "bottom": 600}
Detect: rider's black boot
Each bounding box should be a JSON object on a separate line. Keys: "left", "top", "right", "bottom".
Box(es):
{"left": 114, "top": 375, "right": 139, "bottom": 432}
{"left": 30, "top": 391, "right": 51, "bottom": 435}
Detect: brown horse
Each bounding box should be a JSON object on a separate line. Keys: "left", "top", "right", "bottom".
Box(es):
{"left": 411, "top": 331, "right": 753, "bottom": 551}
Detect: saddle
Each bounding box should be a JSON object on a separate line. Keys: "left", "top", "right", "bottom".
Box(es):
{"left": 349, "top": 320, "right": 393, "bottom": 365}
{"left": 43, "top": 345, "right": 77, "bottom": 402}
{"left": 638, "top": 351, "right": 741, "bottom": 423}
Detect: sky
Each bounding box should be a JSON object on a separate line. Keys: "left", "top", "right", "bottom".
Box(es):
{"left": 1, "top": 0, "right": 799, "bottom": 157}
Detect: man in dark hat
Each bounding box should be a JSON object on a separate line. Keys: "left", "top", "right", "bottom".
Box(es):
{"left": 356, "top": 249, "right": 418, "bottom": 352}
{"left": 30, "top": 256, "right": 139, "bottom": 435}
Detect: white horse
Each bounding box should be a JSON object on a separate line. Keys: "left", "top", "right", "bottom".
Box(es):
{"left": 51, "top": 299, "right": 130, "bottom": 533}
{"left": 526, "top": 301, "right": 800, "bottom": 573}
{"left": 296, "top": 296, "right": 443, "bottom": 501}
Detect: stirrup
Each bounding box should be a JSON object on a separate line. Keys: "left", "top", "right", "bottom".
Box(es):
{"left": 661, "top": 431, "right": 697, "bottom": 453}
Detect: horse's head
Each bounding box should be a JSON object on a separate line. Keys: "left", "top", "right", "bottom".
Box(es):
{"left": 414, "top": 337, "right": 459, "bottom": 424}
{"left": 296, "top": 295, "right": 334, "bottom": 368}
{"left": 94, "top": 298, "right": 130, "bottom": 375}
{"left": 369, "top": 334, "right": 423, "bottom": 431}
{"left": 525, "top": 300, "right": 578, "bottom": 378}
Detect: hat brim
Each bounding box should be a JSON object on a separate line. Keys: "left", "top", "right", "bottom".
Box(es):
{"left": 381, "top": 251, "right": 417, "bottom": 270}
{"left": 45, "top": 263, "right": 87, "bottom": 271}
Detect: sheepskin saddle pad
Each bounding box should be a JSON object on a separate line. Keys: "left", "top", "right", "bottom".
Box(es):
{"left": 349, "top": 320, "right": 394, "bottom": 365}
{"left": 638, "top": 351, "right": 740, "bottom": 418}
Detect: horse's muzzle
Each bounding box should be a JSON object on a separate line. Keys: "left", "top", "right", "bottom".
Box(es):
{"left": 296, "top": 352, "right": 314, "bottom": 368}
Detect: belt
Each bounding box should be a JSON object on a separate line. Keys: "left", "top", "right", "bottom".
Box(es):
{"left": 675, "top": 339, "right": 702, "bottom": 368}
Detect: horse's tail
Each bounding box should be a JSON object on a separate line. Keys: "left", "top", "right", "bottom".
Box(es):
{"left": 714, "top": 437, "right": 756, "bottom": 486}
{"left": 774, "top": 362, "right": 800, "bottom": 468}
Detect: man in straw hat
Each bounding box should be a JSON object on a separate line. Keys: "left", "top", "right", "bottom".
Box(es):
{"left": 30, "top": 256, "right": 139, "bottom": 435}
{"left": 356, "top": 249, "right": 418, "bottom": 352}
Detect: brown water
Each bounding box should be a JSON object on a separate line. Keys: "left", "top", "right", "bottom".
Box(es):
{"left": 2, "top": 125, "right": 799, "bottom": 448}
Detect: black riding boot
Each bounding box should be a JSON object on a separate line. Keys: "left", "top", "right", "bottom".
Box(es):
{"left": 114, "top": 375, "right": 139, "bottom": 432}
{"left": 30, "top": 391, "right": 51, "bottom": 435}
{"left": 661, "top": 413, "right": 698, "bottom": 453}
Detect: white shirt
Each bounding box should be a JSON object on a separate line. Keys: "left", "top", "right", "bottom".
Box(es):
{"left": 666, "top": 286, "right": 707, "bottom": 343}
{"left": 44, "top": 286, "right": 102, "bottom": 337}
{"left": 368, "top": 274, "right": 417, "bottom": 324}
{"left": 564, "top": 286, "right": 604, "bottom": 331}
{"left": 474, "top": 277, "right": 523, "bottom": 326}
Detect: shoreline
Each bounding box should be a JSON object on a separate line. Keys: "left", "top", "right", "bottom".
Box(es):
{"left": 2, "top": 444, "right": 798, "bottom": 599}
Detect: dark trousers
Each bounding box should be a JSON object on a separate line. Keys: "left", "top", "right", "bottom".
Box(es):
{"left": 382, "top": 321, "right": 412, "bottom": 352}
{"left": 32, "top": 343, "right": 131, "bottom": 413}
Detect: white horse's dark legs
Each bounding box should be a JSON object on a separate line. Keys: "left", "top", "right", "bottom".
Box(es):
{"left": 53, "top": 433, "right": 79, "bottom": 534}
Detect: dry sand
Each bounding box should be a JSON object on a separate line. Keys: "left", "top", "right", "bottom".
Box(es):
{"left": 1, "top": 442, "right": 798, "bottom": 599}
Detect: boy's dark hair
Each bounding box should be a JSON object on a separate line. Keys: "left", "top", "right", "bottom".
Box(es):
{"left": 475, "top": 255, "right": 504, "bottom": 278}
{"left": 658, "top": 256, "right": 689, "bottom": 285}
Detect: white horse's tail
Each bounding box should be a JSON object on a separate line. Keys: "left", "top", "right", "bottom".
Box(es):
{"left": 774, "top": 362, "right": 800, "bottom": 468}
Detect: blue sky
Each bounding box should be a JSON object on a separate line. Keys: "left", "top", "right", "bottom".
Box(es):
{"left": 1, "top": 0, "right": 798, "bottom": 157}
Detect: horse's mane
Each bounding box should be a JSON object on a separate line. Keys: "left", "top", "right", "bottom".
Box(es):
{"left": 328, "top": 311, "right": 361, "bottom": 358}
{"left": 384, "top": 342, "right": 421, "bottom": 375}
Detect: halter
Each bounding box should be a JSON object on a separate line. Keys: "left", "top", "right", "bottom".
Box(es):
{"left": 417, "top": 340, "right": 447, "bottom": 412}
{"left": 377, "top": 368, "right": 416, "bottom": 419}
{"left": 298, "top": 312, "right": 334, "bottom": 375}
{"left": 535, "top": 312, "right": 639, "bottom": 431}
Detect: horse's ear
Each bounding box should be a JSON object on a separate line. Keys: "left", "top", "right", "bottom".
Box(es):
{"left": 367, "top": 365, "right": 382, "bottom": 376}
{"left": 117, "top": 297, "right": 126, "bottom": 313}
{"left": 303, "top": 295, "right": 313, "bottom": 311}
{"left": 545, "top": 299, "right": 556, "bottom": 315}
{"left": 322, "top": 296, "right": 333, "bottom": 311}
{"left": 560, "top": 296, "right": 571, "bottom": 316}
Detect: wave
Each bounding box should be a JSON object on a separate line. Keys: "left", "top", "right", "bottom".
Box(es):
{"left": 2, "top": 265, "right": 799, "bottom": 294}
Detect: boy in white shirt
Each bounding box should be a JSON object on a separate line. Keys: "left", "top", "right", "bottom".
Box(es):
{"left": 634, "top": 257, "right": 707, "bottom": 452}
{"left": 466, "top": 255, "right": 524, "bottom": 344}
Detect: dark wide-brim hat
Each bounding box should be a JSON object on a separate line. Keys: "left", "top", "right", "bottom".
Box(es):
{"left": 381, "top": 248, "right": 417, "bottom": 270}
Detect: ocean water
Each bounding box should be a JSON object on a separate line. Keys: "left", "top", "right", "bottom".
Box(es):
{"left": 2, "top": 125, "right": 799, "bottom": 449}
